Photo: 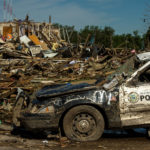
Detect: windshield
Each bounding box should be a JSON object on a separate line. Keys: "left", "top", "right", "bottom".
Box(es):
{"left": 106, "top": 56, "right": 140, "bottom": 81}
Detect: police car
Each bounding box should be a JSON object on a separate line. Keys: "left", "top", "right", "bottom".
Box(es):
{"left": 13, "top": 53, "right": 150, "bottom": 142}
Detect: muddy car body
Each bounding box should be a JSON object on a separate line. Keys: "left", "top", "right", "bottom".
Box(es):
{"left": 13, "top": 58, "right": 150, "bottom": 141}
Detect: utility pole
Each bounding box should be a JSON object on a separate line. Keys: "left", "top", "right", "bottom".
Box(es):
{"left": 49, "top": 16, "right": 51, "bottom": 24}
{"left": 7, "top": 0, "right": 10, "bottom": 21}
{"left": 5, "top": 0, "right": 13, "bottom": 22}
{"left": 10, "top": 0, "right": 13, "bottom": 21}
{"left": 3, "top": 0, "right": 6, "bottom": 22}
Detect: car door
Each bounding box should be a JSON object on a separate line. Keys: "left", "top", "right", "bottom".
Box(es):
{"left": 119, "top": 62, "right": 150, "bottom": 127}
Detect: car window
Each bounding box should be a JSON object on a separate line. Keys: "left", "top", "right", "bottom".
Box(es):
{"left": 138, "top": 67, "right": 150, "bottom": 83}
{"left": 106, "top": 56, "right": 138, "bottom": 81}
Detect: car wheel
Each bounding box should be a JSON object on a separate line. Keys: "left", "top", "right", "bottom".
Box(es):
{"left": 147, "top": 128, "right": 150, "bottom": 138}
{"left": 63, "top": 105, "right": 104, "bottom": 141}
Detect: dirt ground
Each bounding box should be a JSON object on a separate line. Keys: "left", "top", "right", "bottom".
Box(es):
{"left": 0, "top": 129, "right": 150, "bottom": 150}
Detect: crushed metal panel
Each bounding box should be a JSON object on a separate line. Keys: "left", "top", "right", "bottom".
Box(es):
{"left": 137, "top": 52, "right": 150, "bottom": 62}
{"left": 17, "top": 83, "right": 120, "bottom": 130}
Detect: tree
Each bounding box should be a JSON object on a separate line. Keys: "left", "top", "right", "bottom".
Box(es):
{"left": 144, "top": 27, "right": 150, "bottom": 48}
{"left": 79, "top": 25, "right": 114, "bottom": 47}
{"left": 53, "top": 23, "right": 144, "bottom": 50}
{"left": 52, "top": 23, "right": 77, "bottom": 43}
{"left": 133, "top": 30, "right": 143, "bottom": 50}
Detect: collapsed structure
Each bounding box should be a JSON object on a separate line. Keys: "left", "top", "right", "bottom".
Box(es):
{"left": 0, "top": 16, "right": 150, "bottom": 135}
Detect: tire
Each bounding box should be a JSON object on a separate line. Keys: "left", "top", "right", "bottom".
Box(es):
{"left": 147, "top": 128, "right": 150, "bottom": 138}
{"left": 63, "top": 105, "right": 105, "bottom": 141}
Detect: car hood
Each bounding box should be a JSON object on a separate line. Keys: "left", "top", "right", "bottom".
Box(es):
{"left": 36, "top": 83, "right": 95, "bottom": 99}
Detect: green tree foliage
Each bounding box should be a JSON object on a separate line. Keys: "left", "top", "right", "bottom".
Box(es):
{"left": 112, "top": 34, "right": 126, "bottom": 48}
{"left": 143, "top": 27, "right": 150, "bottom": 48}
{"left": 53, "top": 23, "right": 145, "bottom": 50}
{"left": 79, "top": 26, "right": 114, "bottom": 47}
{"left": 53, "top": 23, "right": 78, "bottom": 43}
{"left": 112, "top": 31, "right": 143, "bottom": 50}
{"left": 133, "top": 30, "right": 143, "bottom": 50}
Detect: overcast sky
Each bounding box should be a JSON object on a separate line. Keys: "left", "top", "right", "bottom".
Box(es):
{"left": 0, "top": 0, "right": 149, "bottom": 34}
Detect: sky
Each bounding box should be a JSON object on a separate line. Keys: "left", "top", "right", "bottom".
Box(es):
{"left": 0, "top": 0, "right": 149, "bottom": 35}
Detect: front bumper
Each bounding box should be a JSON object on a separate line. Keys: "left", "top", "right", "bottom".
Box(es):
{"left": 19, "top": 113, "right": 59, "bottom": 131}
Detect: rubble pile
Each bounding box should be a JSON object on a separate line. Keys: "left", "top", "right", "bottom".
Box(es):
{"left": 0, "top": 53, "right": 134, "bottom": 122}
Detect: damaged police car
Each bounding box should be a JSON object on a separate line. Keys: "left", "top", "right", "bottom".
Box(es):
{"left": 13, "top": 53, "right": 150, "bottom": 142}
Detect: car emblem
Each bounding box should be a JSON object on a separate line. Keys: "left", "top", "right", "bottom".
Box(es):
{"left": 128, "top": 92, "right": 139, "bottom": 103}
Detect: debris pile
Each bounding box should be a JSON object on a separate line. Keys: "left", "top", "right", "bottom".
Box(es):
{"left": 0, "top": 54, "right": 135, "bottom": 119}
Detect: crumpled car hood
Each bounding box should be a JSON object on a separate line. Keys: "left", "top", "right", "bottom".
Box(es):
{"left": 36, "top": 83, "right": 92, "bottom": 99}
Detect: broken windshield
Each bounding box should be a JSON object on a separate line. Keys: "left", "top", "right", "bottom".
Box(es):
{"left": 106, "top": 56, "right": 140, "bottom": 81}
